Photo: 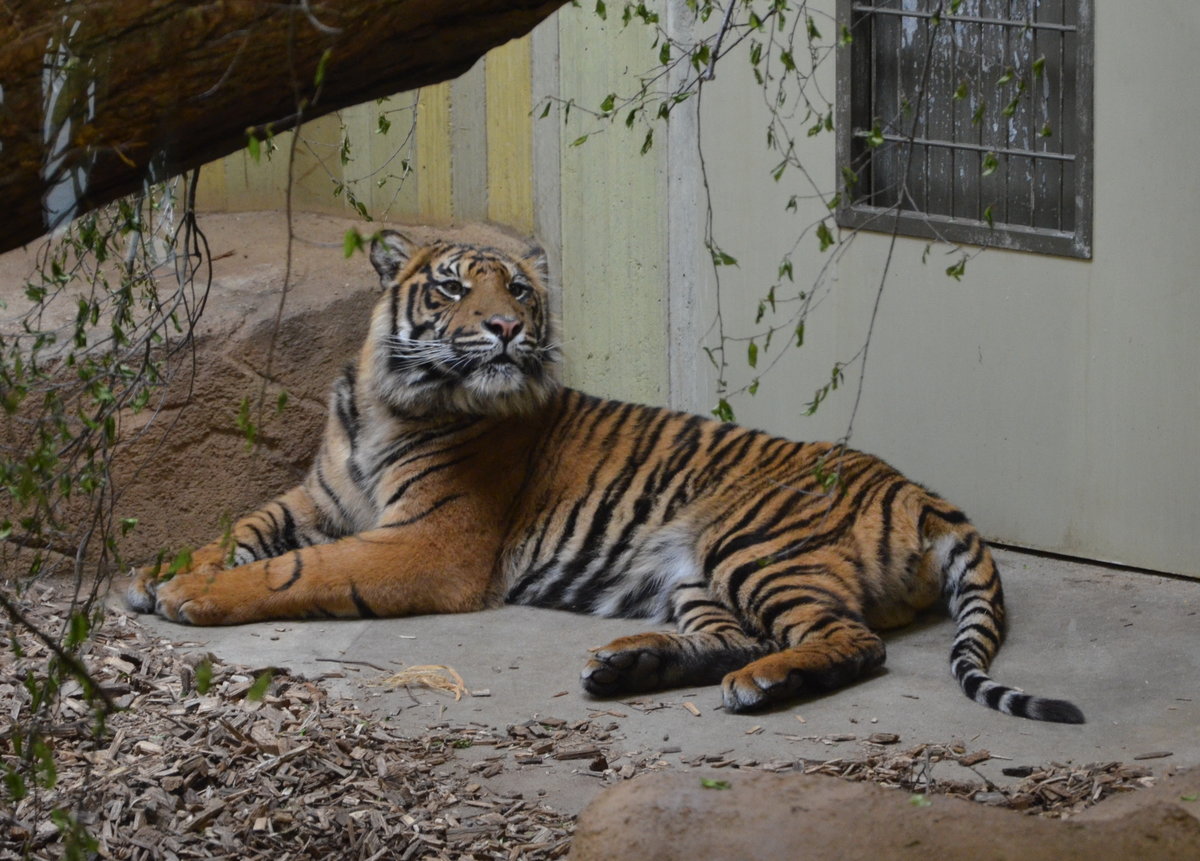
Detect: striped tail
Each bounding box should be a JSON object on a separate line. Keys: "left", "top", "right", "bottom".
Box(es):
{"left": 927, "top": 514, "right": 1085, "bottom": 724}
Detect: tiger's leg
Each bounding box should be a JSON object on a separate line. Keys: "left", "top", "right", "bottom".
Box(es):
{"left": 133, "top": 516, "right": 500, "bottom": 625}
{"left": 580, "top": 581, "right": 776, "bottom": 696}
{"left": 720, "top": 604, "right": 885, "bottom": 713}
{"left": 127, "top": 484, "right": 336, "bottom": 613}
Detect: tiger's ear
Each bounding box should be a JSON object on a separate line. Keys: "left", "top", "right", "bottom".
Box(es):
{"left": 370, "top": 230, "right": 415, "bottom": 285}
{"left": 523, "top": 245, "right": 550, "bottom": 283}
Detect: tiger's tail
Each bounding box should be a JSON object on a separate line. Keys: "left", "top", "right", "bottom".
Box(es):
{"left": 924, "top": 508, "right": 1085, "bottom": 724}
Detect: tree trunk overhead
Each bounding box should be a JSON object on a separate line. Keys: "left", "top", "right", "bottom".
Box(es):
{"left": 0, "top": 0, "right": 567, "bottom": 253}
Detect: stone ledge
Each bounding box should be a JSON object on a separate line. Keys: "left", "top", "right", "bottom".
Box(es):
{"left": 569, "top": 768, "right": 1200, "bottom": 861}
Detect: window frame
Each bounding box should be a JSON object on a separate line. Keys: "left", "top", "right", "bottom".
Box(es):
{"left": 834, "top": 0, "right": 1094, "bottom": 259}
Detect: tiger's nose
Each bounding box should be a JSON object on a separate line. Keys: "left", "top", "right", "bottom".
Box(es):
{"left": 484, "top": 315, "right": 523, "bottom": 343}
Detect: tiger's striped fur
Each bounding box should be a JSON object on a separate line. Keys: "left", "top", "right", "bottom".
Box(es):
{"left": 128, "top": 231, "right": 1084, "bottom": 723}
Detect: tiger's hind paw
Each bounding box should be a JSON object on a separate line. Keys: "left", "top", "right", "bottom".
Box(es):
{"left": 580, "top": 633, "right": 676, "bottom": 696}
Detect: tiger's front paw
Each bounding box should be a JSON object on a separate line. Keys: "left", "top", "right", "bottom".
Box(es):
{"left": 580, "top": 633, "right": 676, "bottom": 696}
{"left": 720, "top": 657, "right": 804, "bottom": 713}
{"left": 149, "top": 573, "right": 232, "bottom": 625}
{"left": 126, "top": 566, "right": 161, "bottom": 615}
{"left": 126, "top": 550, "right": 227, "bottom": 623}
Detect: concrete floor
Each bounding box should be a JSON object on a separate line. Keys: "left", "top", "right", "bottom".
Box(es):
{"left": 128, "top": 546, "right": 1199, "bottom": 815}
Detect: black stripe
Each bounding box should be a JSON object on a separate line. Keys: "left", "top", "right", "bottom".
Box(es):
{"left": 269, "top": 554, "right": 304, "bottom": 592}
{"left": 334, "top": 365, "right": 360, "bottom": 442}
{"left": 960, "top": 669, "right": 986, "bottom": 699}
{"left": 983, "top": 684, "right": 1008, "bottom": 710}
{"left": 315, "top": 461, "right": 357, "bottom": 528}
{"left": 244, "top": 523, "right": 270, "bottom": 557}
{"left": 350, "top": 584, "right": 378, "bottom": 619}
{"left": 874, "top": 480, "right": 904, "bottom": 575}
{"left": 384, "top": 454, "right": 472, "bottom": 508}
{"left": 380, "top": 493, "right": 463, "bottom": 528}
{"left": 280, "top": 505, "right": 298, "bottom": 553}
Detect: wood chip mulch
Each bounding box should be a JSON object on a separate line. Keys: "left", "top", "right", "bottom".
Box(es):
{"left": 1, "top": 582, "right": 1157, "bottom": 859}
{"left": 1, "top": 583, "right": 575, "bottom": 860}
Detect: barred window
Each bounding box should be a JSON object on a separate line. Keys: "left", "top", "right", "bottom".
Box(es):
{"left": 835, "top": 0, "right": 1093, "bottom": 258}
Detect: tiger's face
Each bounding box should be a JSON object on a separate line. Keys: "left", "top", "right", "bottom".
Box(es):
{"left": 367, "top": 231, "right": 559, "bottom": 416}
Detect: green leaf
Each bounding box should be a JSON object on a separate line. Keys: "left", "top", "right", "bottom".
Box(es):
{"left": 701, "top": 778, "right": 731, "bottom": 790}
{"left": 795, "top": 321, "right": 805, "bottom": 347}
{"left": 594, "top": 0, "right": 606, "bottom": 19}
{"left": 66, "top": 611, "right": 90, "bottom": 649}
{"left": 996, "top": 66, "right": 1015, "bottom": 87}
{"left": 3, "top": 766, "right": 26, "bottom": 802}
{"left": 946, "top": 257, "right": 967, "bottom": 281}
{"left": 570, "top": 134, "right": 590, "bottom": 147}
{"left": 981, "top": 151, "right": 999, "bottom": 176}
{"left": 33, "top": 737, "right": 56, "bottom": 789}
{"left": 780, "top": 50, "right": 796, "bottom": 72}
{"left": 865, "top": 123, "right": 885, "bottom": 148}
{"left": 659, "top": 41, "right": 671, "bottom": 65}
{"left": 806, "top": 16, "right": 821, "bottom": 41}
{"left": 166, "top": 547, "right": 193, "bottom": 576}
{"left": 839, "top": 25, "right": 854, "bottom": 47}
{"left": 1032, "top": 55, "right": 1046, "bottom": 79}
{"left": 640, "top": 128, "right": 654, "bottom": 155}
{"left": 343, "top": 228, "right": 364, "bottom": 258}
{"left": 314, "top": 47, "right": 332, "bottom": 89}
{"left": 910, "top": 794, "right": 933, "bottom": 807}
{"left": 1181, "top": 794, "right": 1198, "bottom": 802}
{"left": 236, "top": 395, "right": 258, "bottom": 450}
{"left": 711, "top": 248, "right": 738, "bottom": 267}
{"left": 983, "top": 205, "right": 994, "bottom": 228}
{"left": 712, "top": 399, "right": 735, "bottom": 423}
{"left": 246, "top": 131, "right": 262, "bottom": 163}
{"left": 195, "top": 658, "right": 213, "bottom": 695}
{"left": 247, "top": 669, "right": 274, "bottom": 702}
{"left": 747, "top": 341, "right": 758, "bottom": 369}
{"left": 600, "top": 93, "right": 616, "bottom": 113}
{"left": 954, "top": 80, "right": 969, "bottom": 100}
{"left": 816, "top": 221, "right": 835, "bottom": 252}
{"left": 1039, "top": 122, "right": 1052, "bottom": 138}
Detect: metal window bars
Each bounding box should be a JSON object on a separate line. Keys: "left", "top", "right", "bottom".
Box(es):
{"left": 835, "top": 0, "right": 1093, "bottom": 258}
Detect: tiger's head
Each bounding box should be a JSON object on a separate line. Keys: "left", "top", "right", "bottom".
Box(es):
{"left": 366, "top": 231, "right": 560, "bottom": 417}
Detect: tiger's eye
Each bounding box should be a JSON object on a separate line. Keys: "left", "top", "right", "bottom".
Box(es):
{"left": 435, "top": 280, "right": 465, "bottom": 300}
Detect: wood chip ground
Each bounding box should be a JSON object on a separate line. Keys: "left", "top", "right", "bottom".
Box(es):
{"left": 1, "top": 583, "right": 1156, "bottom": 858}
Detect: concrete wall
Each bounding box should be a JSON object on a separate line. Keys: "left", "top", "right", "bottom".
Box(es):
{"left": 672, "top": 0, "right": 1200, "bottom": 576}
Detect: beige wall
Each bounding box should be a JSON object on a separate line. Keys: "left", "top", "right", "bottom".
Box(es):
{"left": 674, "top": 0, "right": 1200, "bottom": 576}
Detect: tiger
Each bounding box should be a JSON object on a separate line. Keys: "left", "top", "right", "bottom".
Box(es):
{"left": 127, "top": 230, "right": 1085, "bottom": 723}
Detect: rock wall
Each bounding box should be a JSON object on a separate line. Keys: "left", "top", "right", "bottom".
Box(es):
{"left": 0, "top": 211, "right": 535, "bottom": 573}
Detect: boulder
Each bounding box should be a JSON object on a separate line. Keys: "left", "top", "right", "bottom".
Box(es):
{"left": 569, "top": 768, "right": 1200, "bottom": 861}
